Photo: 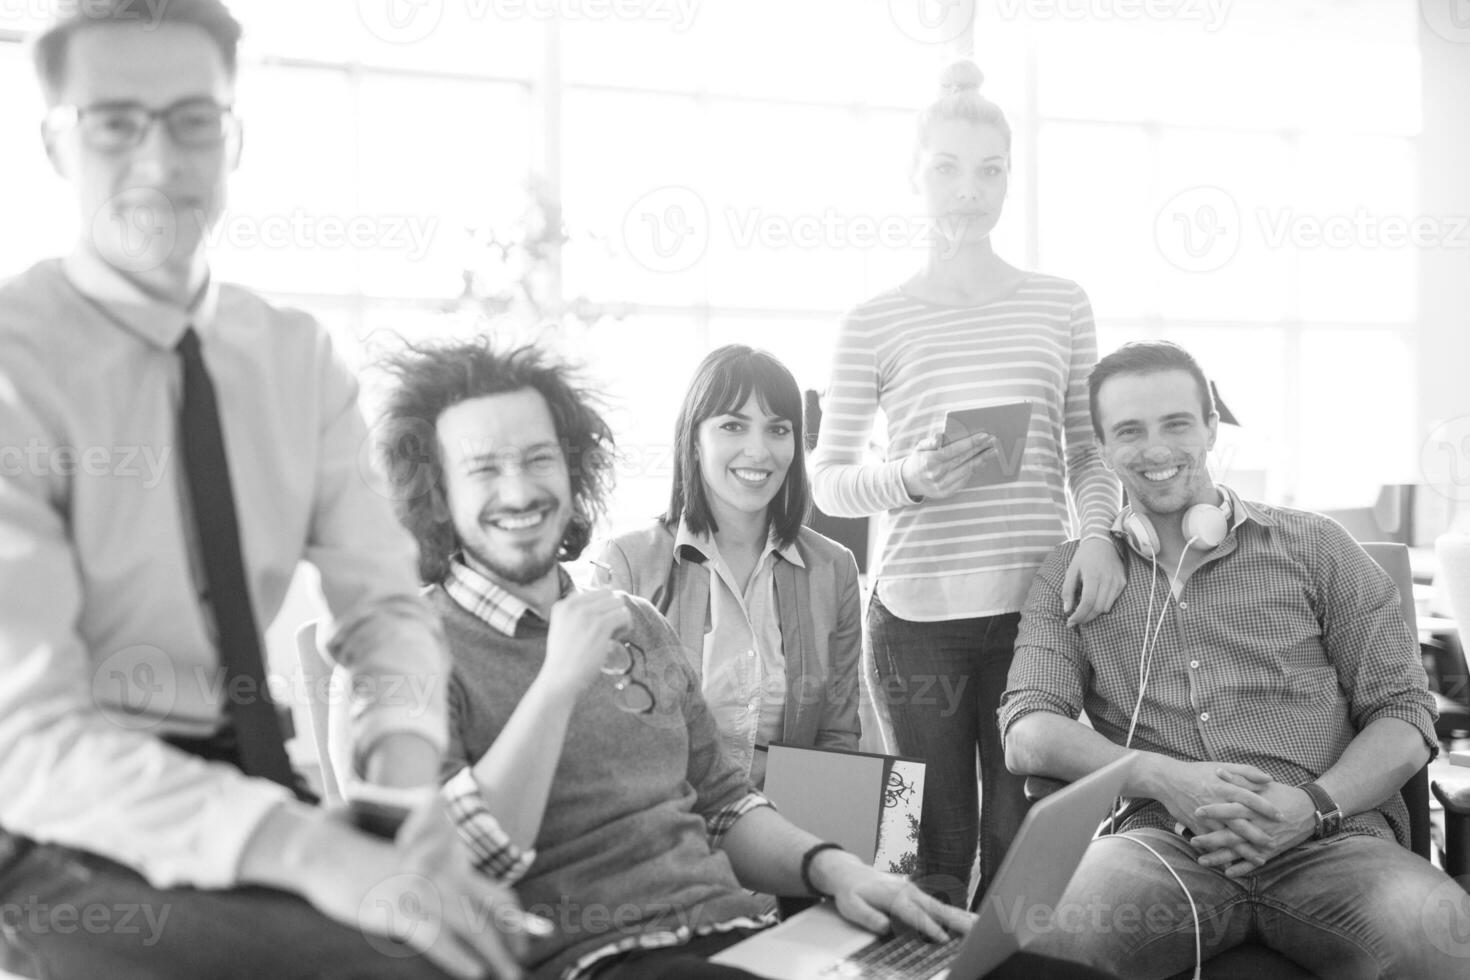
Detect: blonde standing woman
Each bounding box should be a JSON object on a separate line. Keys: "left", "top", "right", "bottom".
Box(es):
{"left": 811, "top": 61, "right": 1124, "bottom": 905}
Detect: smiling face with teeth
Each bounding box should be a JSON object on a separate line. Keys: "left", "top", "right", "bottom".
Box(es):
{"left": 695, "top": 392, "right": 797, "bottom": 540}
{"left": 1096, "top": 368, "right": 1220, "bottom": 527}
{"left": 436, "top": 388, "right": 573, "bottom": 599}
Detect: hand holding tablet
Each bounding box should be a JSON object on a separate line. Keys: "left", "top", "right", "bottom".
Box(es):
{"left": 941, "top": 401, "right": 1034, "bottom": 488}
{"left": 901, "top": 429, "right": 995, "bottom": 500}
{"left": 902, "top": 401, "right": 1033, "bottom": 500}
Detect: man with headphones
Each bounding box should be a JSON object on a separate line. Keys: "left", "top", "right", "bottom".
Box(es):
{"left": 997, "top": 341, "right": 1467, "bottom": 978}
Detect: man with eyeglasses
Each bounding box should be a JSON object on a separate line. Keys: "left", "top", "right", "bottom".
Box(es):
{"left": 377, "top": 339, "right": 975, "bottom": 980}
{"left": 0, "top": 2, "right": 524, "bottom": 978}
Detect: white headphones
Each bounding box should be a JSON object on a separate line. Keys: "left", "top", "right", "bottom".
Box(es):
{"left": 1114, "top": 493, "right": 1232, "bottom": 559}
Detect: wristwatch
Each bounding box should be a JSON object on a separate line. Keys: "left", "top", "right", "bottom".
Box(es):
{"left": 1299, "top": 781, "right": 1343, "bottom": 839}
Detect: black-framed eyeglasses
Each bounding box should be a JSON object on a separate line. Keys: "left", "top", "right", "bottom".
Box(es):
{"left": 44, "top": 98, "right": 238, "bottom": 152}
{"left": 601, "top": 640, "right": 655, "bottom": 715}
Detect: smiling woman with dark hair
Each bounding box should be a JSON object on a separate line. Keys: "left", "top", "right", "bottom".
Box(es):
{"left": 596, "top": 344, "right": 862, "bottom": 788}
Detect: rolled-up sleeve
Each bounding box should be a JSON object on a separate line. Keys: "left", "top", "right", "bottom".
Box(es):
{"left": 1059, "top": 287, "right": 1120, "bottom": 539}
{"left": 1313, "top": 521, "right": 1438, "bottom": 758}
{"left": 306, "top": 326, "right": 449, "bottom": 773}
{"left": 441, "top": 766, "right": 536, "bottom": 883}
{"left": 705, "top": 791, "right": 775, "bottom": 849}
{"left": 998, "top": 545, "right": 1089, "bottom": 741}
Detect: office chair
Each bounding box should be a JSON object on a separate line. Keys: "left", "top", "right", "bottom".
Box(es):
{"left": 1016, "top": 542, "right": 1469, "bottom": 980}
{"left": 1434, "top": 533, "right": 1470, "bottom": 739}
{"left": 293, "top": 620, "right": 349, "bottom": 805}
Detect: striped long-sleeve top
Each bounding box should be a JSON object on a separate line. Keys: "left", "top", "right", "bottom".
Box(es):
{"left": 810, "top": 274, "right": 1120, "bottom": 621}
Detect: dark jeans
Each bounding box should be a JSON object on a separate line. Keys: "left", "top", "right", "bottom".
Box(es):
{"left": 1031, "top": 828, "right": 1470, "bottom": 979}
{"left": 0, "top": 831, "right": 451, "bottom": 980}
{"left": 868, "top": 592, "right": 1028, "bottom": 906}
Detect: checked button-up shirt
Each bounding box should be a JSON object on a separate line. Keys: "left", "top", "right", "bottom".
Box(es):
{"left": 1000, "top": 489, "right": 1437, "bottom": 847}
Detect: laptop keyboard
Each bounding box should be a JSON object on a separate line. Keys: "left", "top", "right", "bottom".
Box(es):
{"left": 819, "top": 931, "right": 964, "bottom": 979}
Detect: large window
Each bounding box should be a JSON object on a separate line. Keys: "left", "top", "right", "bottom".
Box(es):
{"left": 0, "top": 0, "right": 1425, "bottom": 516}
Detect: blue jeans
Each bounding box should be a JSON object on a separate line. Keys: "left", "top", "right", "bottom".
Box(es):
{"left": 0, "top": 832, "right": 452, "bottom": 980}
{"left": 868, "top": 592, "right": 1029, "bottom": 905}
{"left": 1023, "top": 827, "right": 1470, "bottom": 979}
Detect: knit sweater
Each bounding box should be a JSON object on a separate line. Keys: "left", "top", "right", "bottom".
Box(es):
{"left": 811, "top": 274, "right": 1120, "bottom": 620}
{"left": 431, "top": 586, "right": 771, "bottom": 979}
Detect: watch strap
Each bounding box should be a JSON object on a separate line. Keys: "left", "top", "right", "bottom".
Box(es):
{"left": 1300, "top": 781, "right": 1342, "bottom": 838}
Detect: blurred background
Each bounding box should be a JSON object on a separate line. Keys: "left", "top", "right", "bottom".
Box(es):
{"left": 2, "top": 0, "right": 1467, "bottom": 546}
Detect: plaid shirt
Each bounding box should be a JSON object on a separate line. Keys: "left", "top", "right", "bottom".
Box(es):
{"left": 438, "top": 556, "right": 774, "bottom": 886}
{"left": 1000, "top": 490, "right": 1438, "bottom": 846}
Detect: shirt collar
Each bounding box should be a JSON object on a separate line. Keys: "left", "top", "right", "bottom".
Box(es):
{"left": 61, "top": 246, "right": 219, "bottom": 350}
{"left": 1218, "top": 484, "right": 1276, "bottom": 529}
{"left": 444, "top": 555, "right": 576, "bottom": 638}
{"left": 671, "top": 516, "right": 804, "bottom": 569}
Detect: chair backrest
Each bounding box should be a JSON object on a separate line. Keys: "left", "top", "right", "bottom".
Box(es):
{"left": 1359, "top": 541, "right": 1431, "bottom": 859}
{"left": 1436, "top": 533, "right": 1470, "bottom": 647}
{"left": 1359, "top": 541, "right": 1418, "bottom": 635}
{"left": 293, "top": 621, "right": 346, "bottom": 805}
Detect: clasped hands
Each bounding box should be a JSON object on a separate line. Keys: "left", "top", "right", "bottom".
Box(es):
{"left": 1156, "top": 761, "right": 1318, "bottom": 878}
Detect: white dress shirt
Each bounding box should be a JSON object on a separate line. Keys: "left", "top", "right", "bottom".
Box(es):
{"left": 0, "top": 250, "right": 448, "bottom": 888}
{"left": 673, "top": 521, "right": 794, "bottom": 786}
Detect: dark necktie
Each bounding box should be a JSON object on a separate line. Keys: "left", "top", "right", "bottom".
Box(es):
{"left": 176, "top": 327, "right": 297, "bottom": 792}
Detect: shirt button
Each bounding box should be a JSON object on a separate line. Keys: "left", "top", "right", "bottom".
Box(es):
{"left": 1190, "top": 660, "right": 1200, "bottom": 669}
{"left": 1179, "top": 601, "right": 1188, "bottom": 611}
{"left": 1199, "top": 711, "right": 1210, "bottom": 722}
{"left": 747, "top": 649, "right": 756, "bottom": 658}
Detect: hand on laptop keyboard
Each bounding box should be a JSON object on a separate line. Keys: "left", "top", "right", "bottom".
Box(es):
{"left": 810, "top": 850, "right": 976, "bottom": 944}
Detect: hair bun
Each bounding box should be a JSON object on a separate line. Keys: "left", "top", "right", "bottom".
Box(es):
{"left": 938, "top": 60, "right": 984, "bottom": 97}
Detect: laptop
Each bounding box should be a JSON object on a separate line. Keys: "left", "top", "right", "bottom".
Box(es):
{"left": 710, "top": 754, "right": 1135, "bottom": 980}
